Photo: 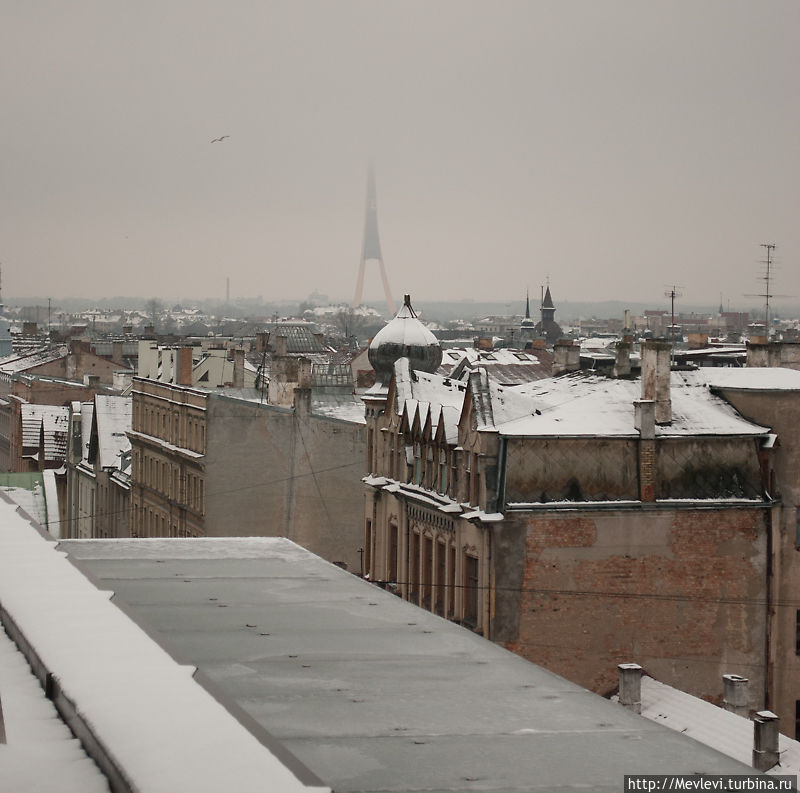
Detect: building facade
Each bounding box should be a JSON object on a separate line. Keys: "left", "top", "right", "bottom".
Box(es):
{"left": 128, "top": 376, "right": 367, "bottom": 570}
{"left": 363, "top": 333, "right": 792, "bottom": 725}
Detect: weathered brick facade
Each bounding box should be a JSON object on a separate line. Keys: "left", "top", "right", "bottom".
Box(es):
{"left": 499, "top": 506, "right": 770, "bottom": 705}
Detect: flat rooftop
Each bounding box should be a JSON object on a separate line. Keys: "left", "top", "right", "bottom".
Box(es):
{"left": 58, "top": 536, "right": 757, "bottom": 793}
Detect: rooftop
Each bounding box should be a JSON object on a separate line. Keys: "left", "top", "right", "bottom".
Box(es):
{"left": 50, "top": 534, "right": 759, "bottom": 792}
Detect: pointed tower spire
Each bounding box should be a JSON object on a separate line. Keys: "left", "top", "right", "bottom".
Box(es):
{"left": 353, "top": 163, "right": 396, "bottom": 314}
{"left": 525, "top": 289, "right": 531, "bottom": 320}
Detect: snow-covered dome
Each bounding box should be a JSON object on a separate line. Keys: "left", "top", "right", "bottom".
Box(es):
{"left": 368, "top": 294, "right": 442, "bottom": 384}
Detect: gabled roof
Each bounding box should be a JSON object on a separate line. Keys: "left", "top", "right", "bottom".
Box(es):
{"left": 21, "top": 404, "right": 70, "bottom": 450}
{"left": 41, "top": 410, "right": 69, "bottom": 462}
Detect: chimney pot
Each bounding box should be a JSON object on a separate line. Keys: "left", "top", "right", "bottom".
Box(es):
{"left": 752, "top": 710, "right": 779, "bottom": 772}
{"left": 618, "top": 663, "right": 643, "bottom": 714}
{"left": 722, "top": 674, "right": 749, "bottom": 718}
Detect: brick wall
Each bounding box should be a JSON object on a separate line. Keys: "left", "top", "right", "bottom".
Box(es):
{"left": 502, "top": 506, "right": 769, "bottom": 710}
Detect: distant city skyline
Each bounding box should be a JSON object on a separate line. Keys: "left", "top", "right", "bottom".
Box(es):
{"left": 2, "top": 1, "right": 798, "bottom": 305}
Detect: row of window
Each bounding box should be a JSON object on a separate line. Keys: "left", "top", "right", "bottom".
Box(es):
{"left": 369, "top": 428, "right": 481, "bottom": 507}
{"left": 133, "top": 400, "right": 206, "bottom": 453}
{"left": 133, "top": 449, "right": 205, "bottom": 513}
{"left": 365, "top": 520, "right": 480, "bottom": 628}
{"left": 132, "top": 502, "right": 201, "bottom": 538}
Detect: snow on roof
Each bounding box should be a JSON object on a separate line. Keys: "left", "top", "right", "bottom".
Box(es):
{"left": 310, "top": 392, "right": 366, "bottom": 425}
{"left": 0, "top": 344, "right": 68, "bottom": 374}
{"left": 21, "top": 404, "right": 70, "bottom": 451}
{"left": 81, "top": 402, "right": 94, "bottom": 465}
{"left": 702, "top": 367, "right": 800, "bottom": 391}
{"left": 394, "top": 358, "right": 466, "bottom": 411}
{"left": 93, "top": 395, "right": 132, "bottom": 469}
{"left": 0, "top": 623, "right": 110, "bottom": 793}
{"left": 42, "top": 410, "right": 69, "bottom": 461}
{"left": 499, "top": 371, "right": 769, "bottom": 438}
{"left": 369, "top": 300, "right": 438, "bottom": 351}
{"left": 636, "top": 675, "right": 800, "bottom": 776}
{"left": 438, "top": 347, "right": 553, "bottom": 386}
{"left": 0, "top": 504, "right": 328, "bottom": 793}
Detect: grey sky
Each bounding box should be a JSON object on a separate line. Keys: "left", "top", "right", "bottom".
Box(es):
{"left": 2, "top": 1, "right": 798, "bottom": 308}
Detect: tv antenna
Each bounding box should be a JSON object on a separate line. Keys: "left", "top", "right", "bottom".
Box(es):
{"left": 744, "top": 243, "right": 792, "bottom": 337}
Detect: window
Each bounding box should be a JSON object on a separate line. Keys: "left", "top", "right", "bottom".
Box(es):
{"left": 463, "top": 554, "right": 479, "bottom": 628}
{"left": 435, "top": 540, "right": 447, "bottom": 616}
{"left": 422, "top": 536, "right": 433, "bottom": 610}
{"left": 796, "top": 610, "right": 800, "bottom": 655}
{"left": 364, "top": 519, "right": 372, "bottom": 577}
{"left": 409, "top": 531, "right": 419, "bottom": 602}
{"left": 388, "top": 523, "right": 398, "bottom": 584}
{"left": 448, "top": 546, "right": 456, "bottom": 618}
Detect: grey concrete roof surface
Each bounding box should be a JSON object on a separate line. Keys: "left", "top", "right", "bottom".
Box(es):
{"left": 58, "top": 537, "right": 756, "bottom": 793}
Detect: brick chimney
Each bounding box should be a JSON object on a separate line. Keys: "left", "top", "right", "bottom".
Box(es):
{"left": 722, "top": 674, "right": 749, "bottom": 718}
{"left": 634, "top": 400, "right": 656, "bottom": 502}
{"left": 752, "top": 711, "right": 779, "bottom": 772}
{"left": 178, "top": 347, "right": 193, "bottom": 386}
{"left": 617, "top": 663, "right": 642, "bottom": 714}
{"left": 553, "top": 340, "right": 580, "bottom": 376}
{"left": 640, "top": 340, "right": 671, "bottom": 424}
{"left": 275, "top": 335, "right": 288, "bottom": 357}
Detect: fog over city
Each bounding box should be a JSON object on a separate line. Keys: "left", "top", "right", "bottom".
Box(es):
{"left": 2, "top": 1, "right": 798, "bottom": 307}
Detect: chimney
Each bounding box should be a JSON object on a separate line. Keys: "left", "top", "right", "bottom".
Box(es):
{"left": 722, "top": 674, "right": 749, "bottom": 718}
{"left": 634, "top": 400, "right": 656, "bottom": 501}
{"left": 297, "top": 357, "right": 312, "bottom": 390}
{"left": 232, "top": 348, "right": 245, "bottom": 389}
{"left": 112, "top": 340, "right": 124, "bottom": 365}
{"left": 623, "top": 309, "right": 631, "bottom": 331}
{"left": 275, "top": 335, "right": 288, "bottom": 357}
{"left": 746, "top": 341, "right": 769, "bottom": 368}
{"left": 553, "top": 340, "right": 580, "bottom": 376}
{"left": 178, "top": 346, "right": 193, "bottom": 386}
{"left": 83, "top": 374, "right": 100, "bottom": 388}
{"left": 617, "top": 663, "right": 642, "bottom": 714}
{"left": 312, "top": 332, "right": 324, "bottom": 346}
{"left": 256, "top": 331, "right": 270, "bottom": 354}
{"left": 752, "top": 711, "right": 779, "bottom": 772}
{"left": 613, "top": 340, "right": 632, "bottom": 378}
{"left": 640, "top": 340, "right": 671, "bottom": 424}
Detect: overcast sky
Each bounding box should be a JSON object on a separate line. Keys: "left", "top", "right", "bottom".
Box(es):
{"left": 2, "top": 1, "right": 798, "bottom": 309}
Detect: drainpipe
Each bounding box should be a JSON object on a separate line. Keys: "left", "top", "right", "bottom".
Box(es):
{"left": 496, "top": 436, "right": 507, "bottom": 514}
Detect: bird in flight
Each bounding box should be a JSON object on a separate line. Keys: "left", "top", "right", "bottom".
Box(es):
{"left": 211, "top": 135, "right": 230, "bottom": 143}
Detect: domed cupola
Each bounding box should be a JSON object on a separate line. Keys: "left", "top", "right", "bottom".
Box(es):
{"left": 368, "top": 294, "right": 442, "bottom": 385}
